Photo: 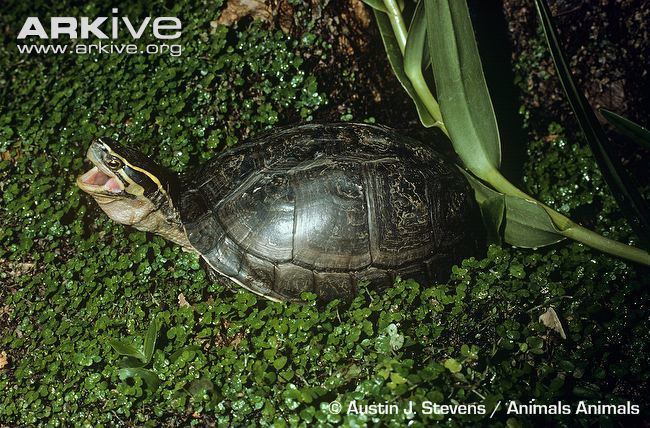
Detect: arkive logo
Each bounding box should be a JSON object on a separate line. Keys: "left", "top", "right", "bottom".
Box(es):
{"left": 16, "top": 8, "right": 182, "bottom": 57}
{"left": 17, "top": 8, "right": 182, "bottom": 40}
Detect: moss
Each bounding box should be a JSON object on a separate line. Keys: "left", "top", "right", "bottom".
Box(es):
{"left": 0, "top": 0, "right": 648, "bottom": 426}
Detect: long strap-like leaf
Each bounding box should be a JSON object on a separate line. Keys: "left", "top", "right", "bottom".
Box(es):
{"left": 600, "top": 108, "right": 650, "bottom": 151}
{"left": 424, "top": 0, "right": 502, "bottom": 180}
{"left": 535, "top": 0, "right": 650, "bottom": 245}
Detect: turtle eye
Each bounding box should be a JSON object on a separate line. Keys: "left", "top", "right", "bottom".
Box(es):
{"left": 105, "top": 155, "right": 123, "bottom": 171}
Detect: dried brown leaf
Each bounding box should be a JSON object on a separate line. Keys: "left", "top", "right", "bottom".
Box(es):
{"left": 0, "top": 351, "right": 9, "bottom": 370}
{"left": 539, "top": 307, "right": 567, "bottom": 340}
{"left": 212, "top": 0, "right": 272, "bottom": 27}
{"left": 178, "top": 293, "right": 190, "bottom": 308}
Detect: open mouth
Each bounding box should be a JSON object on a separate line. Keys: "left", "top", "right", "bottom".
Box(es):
{"left": 78, "top": 166, "right": 124, "bottom": 194}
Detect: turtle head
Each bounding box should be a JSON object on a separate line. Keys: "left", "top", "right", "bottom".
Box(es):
{"left": 77, "top": 137, "right": 182, "bottom": 233}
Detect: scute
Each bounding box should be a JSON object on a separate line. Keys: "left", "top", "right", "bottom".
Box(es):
{"left": 314, "top": 272, "right": 354, "bottom": 302}
{"left": 292, "top": 159, "right": 371, "bottom": 271}
{"left": 217, "top": 172, "right": 294, "bottom": 262}
{"left": 274, "top": 263, "right": 314, "bottom": 297}
{"left": 202, "top": 234, "right": 244, "bottom": 278}
{"left": 363, "top": 159, "right": 435, "bottom": 267}
{"left": 183, "top": 209, "right": 225, "bottom": 255}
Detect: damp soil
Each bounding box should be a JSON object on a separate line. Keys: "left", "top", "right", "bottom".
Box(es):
{"left": 501, "top": 0, "right": 650, "bottom": 183}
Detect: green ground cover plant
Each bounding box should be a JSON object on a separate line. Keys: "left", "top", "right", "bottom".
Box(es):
{"left": 1, "top": 0, "right": 648, "bottom": 426}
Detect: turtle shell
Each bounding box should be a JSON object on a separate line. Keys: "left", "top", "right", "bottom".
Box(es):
{"left": 179, "top": 123, "right": 484, "bottom": 302}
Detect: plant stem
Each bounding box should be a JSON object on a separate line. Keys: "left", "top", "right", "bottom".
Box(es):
{"left": 383, "top": 0, "right": 408, "bottom": 53}
{"left": 563, "top": 225, "right": 650, "bottom": 265}
{"left": 384, "top": 0, "right": 447, "bottom": 132}
{"left": 488, "top": 169, "right": 650, "bottom": 265}
{"left": 410, "top": 77, "right": 447, "bottom": 133}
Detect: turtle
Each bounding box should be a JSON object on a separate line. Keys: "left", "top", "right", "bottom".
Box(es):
{"left": 77, "top": 123, "right": 485, "bottom": 302}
